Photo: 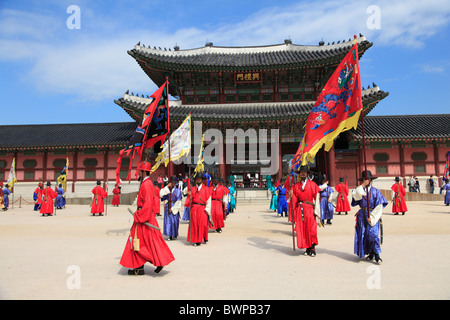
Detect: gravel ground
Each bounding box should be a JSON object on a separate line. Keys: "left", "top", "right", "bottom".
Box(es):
{"left": 0, "top": 199, "right": 449, "bottom": 300}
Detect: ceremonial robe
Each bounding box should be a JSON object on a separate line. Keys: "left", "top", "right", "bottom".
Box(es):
{"left": 33, "top": 187, "right": 42, "bottom": 210}
{"left": 161, "top": 186, "right": 182, "bottom": 238}
{"left": 293, "top": 180, "right": 321, "bottom": 249}
{"left": 40, "top": 187, "right": 56, "bottom": 215}
{"left": 112, "top": 187, "right": 121, "bottom": 206}
{"left": 391, "top": 182, "right": 407, "bottom": 213}
{"left": 55, "top": 187, "right": 66, "bottom": 208}
{"left": 182, "top": 187, "right": 190, "bottom": 221}
{"left": 187, "top": 184, "right": 211, "bottom": 244}
{"left": 228, "top": 185, "right": 236, "bottom": 212}
{"left": 90, "top": 186, "right": 107, "bottom": 214}
{"left": 319, "top": 185, "right": 334, "bottom": 220}
{"left": 120, "top": 177, "right": 175, "bottom": 269}
{"left": 444, "top": 183, "right": 450, "bottom": 205}
{"left": 335, "top": 182, "right": 351, "bottom": 213}
{"left": 2, "top": 188, "right": 11, "bottom": 209}
{"left": 352, "top": 186, "right": 388, "bottom": 258}
{"left": 210, "top": 185, "right": 227, "bottom": 230}
{"left": 277, "top": 185, "right": 288, "bottom": 216}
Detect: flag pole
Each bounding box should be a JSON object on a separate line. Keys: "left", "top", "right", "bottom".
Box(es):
{"left": 166, "top": 77, "right": 171, "bottom": 179}
{"left": 354, "top": 34, "right": 368, "bottom": 174}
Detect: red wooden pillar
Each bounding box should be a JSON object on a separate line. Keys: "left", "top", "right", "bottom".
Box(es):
{"left": 43, "top": 150, "right": 48, "bottom": 183}
{"left": 72, "top": 149, "right": 78, "bottom": 193}
{"left": 219, "top": 139, "right": 225, "bottom": 182}
{"left": 103, "top": 148, "right": 109, "bottom": 181}
{"left": 399, "top": 142, "right": 406, "bottom": 186}
{"left": 277, "top": 142, "right": 283, "bottom": 181}
{"left": 327, "top": 145, "right": 336, "bottom": 186}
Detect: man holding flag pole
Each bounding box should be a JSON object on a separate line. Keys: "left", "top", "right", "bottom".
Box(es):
{"left": 290, "top": 35, "right": 380, "bottom": 257}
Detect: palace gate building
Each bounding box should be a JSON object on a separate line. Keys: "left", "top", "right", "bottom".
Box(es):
{"left": 1, "top": 35, "right": 449, "bottom": 200}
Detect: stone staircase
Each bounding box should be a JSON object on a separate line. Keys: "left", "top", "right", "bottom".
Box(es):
{"left": 235, "top": 188, "right": 271, "bottom": 203}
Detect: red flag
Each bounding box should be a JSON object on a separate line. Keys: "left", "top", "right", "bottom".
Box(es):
{"left": 300, "top": 36, "right": 363, "bottom": 165}
{"left": 115, "top": 80, "right": 169, "bottom": 184}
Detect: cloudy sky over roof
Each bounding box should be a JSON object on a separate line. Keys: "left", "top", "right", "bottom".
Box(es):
{"left": 1, "top": 0, "right": 449, "bottom": 125}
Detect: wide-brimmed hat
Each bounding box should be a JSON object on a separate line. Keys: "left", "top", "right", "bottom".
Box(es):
{"left": 298, "top": 165, "right": 309, "bottom": 172}
{"left": 395, "top": 176, "right": 400, "bottom": 182}
{"left": 193, "top": 171, "right": 204, "bottom": 180}
{"left": 137, "top": 161, "right": 152, "bottom": 172}
{"left": 358, "top": 170, "right": 378, "bottom": 181}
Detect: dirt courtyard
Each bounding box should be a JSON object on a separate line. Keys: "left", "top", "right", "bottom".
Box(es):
{"left": 0, "top": 199, "right": 449, "bottom": 300}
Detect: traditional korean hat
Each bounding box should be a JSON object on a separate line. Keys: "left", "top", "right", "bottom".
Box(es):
{"left": 137, "top": 161, "right": 152, "bottom": 172}
{"left": 298, "top": 165, "right": 309, "bottom": 172}
{"left": 358, "top": 170, "right": 378, "bottom": 181}
{"left": 193, "top": 171, "right": 205, "bottom": 180}
{"left": 339, "top": 177, "right": 344, "bottom": 182}
{"left": 395, "top": 176, "right": 400, "bottom": 182}
{"left": 96, "top": 180, "right": 101, "bottom": 185}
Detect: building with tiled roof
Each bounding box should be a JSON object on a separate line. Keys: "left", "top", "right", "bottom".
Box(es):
{"left": 0, "top": 35, "right": 449, "bottom": 198}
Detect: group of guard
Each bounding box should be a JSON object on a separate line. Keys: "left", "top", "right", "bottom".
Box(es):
{"left": 119, "top": 161, "right": 237, "bottom": 275}
{"left": 267, "top": 166, "right": 448, "bottom": 263}
{"left": 1, "top": 164, "right": 450, "bottom": 276}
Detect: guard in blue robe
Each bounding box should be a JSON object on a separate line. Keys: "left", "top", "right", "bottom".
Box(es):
{"left": 277, "top": 181, "right": 288, "bottom": 217}
{"left": 228, "top": 183, "right": 236, "bottom": 213}
{"left": 2, "top": 185, "right": 11, "bottom": 210}
{"left": 269, "top": 185, "right": 278, "bottom": 211}
{"left": 203, "top": 172, "right": 211, "bottom": 187}
{"left": 319, "top": 182, "right": 334, "bottom": 224}
{"left": 352, "top": 170, "right": 388, "bottom": 263}
{"left": 443, "top": 179, "right": 450, "bottom": 205}
{"left": 161, "top": 176, "right": 183, "bottom": 240}
{"left": 55, "top": 184, "right": 66, "bottom": 209}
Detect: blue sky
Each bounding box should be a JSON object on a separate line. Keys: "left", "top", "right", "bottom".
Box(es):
{"left": 1, "top": 0, "right": 450, "bottom": 126}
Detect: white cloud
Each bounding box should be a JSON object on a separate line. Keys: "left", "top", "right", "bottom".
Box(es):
{"left": 1, "top": 0, "right": 450, "bottom": 103}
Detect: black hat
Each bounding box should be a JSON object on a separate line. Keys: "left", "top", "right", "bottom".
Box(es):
{"left": 46, "top": 181, "right": 51, "bottom": 186}
{"left": 395, "top": 176, "right": 400, "bottom": 182}
{"left": 97, "top": 180, "right": 101, "bottom": 185}
{"left": 339, "top": 177, "right": 344, "bottom": 182}
{"left": 358, "top": 170, "right": 377, "bottom": 181}
{"left": 298, "top": 165, "right": 309, "bottom": 172}
{"left": 193, "top": 171, "right": 204, "bottom": 180}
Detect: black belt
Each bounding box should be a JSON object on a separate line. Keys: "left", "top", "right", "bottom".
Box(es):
{"left": 212, "top": 199, "right": 222, "bottom": 201}
{"left": 193, "top": 202, "right": 206, "bottom": 206}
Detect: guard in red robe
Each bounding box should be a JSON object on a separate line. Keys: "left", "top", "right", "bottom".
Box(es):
{"left": 187, "top": 172, "right": 212, "bottom": 246}
{"left": 120, "top": 161, "right": 175, "bottom": 275}
{"left": 153, "top": 181, "right": 161, "bottom": 216}
{"left": 33, "top": 182, "right": 43, "bottom": 211}
{"left": 40, "top": 182, "right": 57, "bottom": 216}
{"left": 210, "top": 176, "right": 227, "bottom": 233}
{"left": 391, "top": 176, "right": 407, "bottom": 215}
{"left": 292, "top": 165, "right": 321, "bottom": 256}
{"left": 112, "top": 184, "right": 121, "bottom": 206}
{"left": 91, "top": 180, "right": 107, "bottom": 216}
{"left": 335, "top": 177, "right": 351, "bottom": 215}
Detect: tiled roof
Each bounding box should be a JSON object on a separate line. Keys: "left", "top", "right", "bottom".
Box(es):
{"left": 1, "top": 114, "right": 448, "bottom": 151}
{"left": 115, "top": 86, "right": 389, "bottom": 122}
{"left": 352, "top": 114, "right": 450, "bottom": 140}
{"left": 129, "top": 36, "right": 373, "bottom": 71}
{"left": 0, "top": 122, "right": 137, "bottom": 150}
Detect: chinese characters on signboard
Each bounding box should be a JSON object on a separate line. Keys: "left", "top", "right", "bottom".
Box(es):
{"left": 235, "top": 72, "right": 262, "bottom": 83}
